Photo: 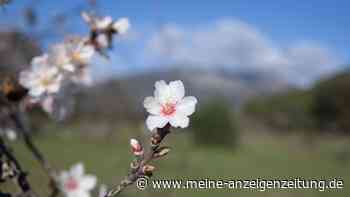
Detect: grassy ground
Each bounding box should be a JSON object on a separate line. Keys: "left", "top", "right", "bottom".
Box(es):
{"left": 1, "top": 125, "right": 350, "bottom": 197}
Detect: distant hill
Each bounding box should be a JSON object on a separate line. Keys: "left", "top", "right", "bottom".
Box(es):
{"left": 75, "top": 68, "right": 293, "bottom": 121}
{"left": 118, "top": 68, "right": 292, "bottom": 107}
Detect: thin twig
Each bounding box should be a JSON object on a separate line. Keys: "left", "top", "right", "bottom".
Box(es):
{"left": 0, "top": 137, "right": 33, "bottom": 195}
{"left": 105, "top": 124, "right": 172, "bottom": 197}
{"left": 9, "top": 108, "right": 60, "bottom": 197}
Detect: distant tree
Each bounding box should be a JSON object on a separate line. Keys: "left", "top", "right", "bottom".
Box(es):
{"left": 191, "top": 98, "right": 238, "bottom": 148}
{"left": 312, "top": 70, "right": 350, "bottom": 132}
{"left": 244, "top": 89, "right": 315, "bottom": 131}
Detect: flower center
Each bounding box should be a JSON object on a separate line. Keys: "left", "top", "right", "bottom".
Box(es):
{"left": 161, "top": 103, "right": 176, "bottom": 116}
{"left": 64, "top": 177, "right": 79, "bottom": 191}
{"left": 72, "top": 52, "right": 85, "bottom": 64}
{"left": 40, "top": 77, "right": 53, "bottom": 87}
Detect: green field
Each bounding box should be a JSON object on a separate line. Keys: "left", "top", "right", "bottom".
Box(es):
{"left": 1, "top": 125, "right": 349, "bottom": 197}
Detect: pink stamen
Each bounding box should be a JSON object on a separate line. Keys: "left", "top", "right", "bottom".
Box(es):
{"left": 64, "top": 177, "right": 79, "bottom": 191}
{"left": 161, "top": 103, "right": 176, "bottom": 116}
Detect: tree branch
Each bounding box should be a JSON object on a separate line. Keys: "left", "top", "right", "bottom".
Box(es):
{"left": 9, "top": 109, "right": 60, "bottom": 197}
{"left": 105, "top": 124, "right": 172, "bottom": 197}
{"left": 0, "top": 136, "right": 33, "bottom": 196}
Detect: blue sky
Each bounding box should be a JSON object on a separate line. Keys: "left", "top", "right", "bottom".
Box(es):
{"left": 1, "top": 0, "right": 349, "bottom": 85}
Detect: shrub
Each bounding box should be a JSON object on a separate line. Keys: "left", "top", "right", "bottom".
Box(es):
{"left": 312, "top": 71, "right": 350, "bottom": 132}
{"left": 244, "top": 89, "right": 315, "bottom": 131}
{"left": 191, "top": 98, "right": 238, "bottom": 148}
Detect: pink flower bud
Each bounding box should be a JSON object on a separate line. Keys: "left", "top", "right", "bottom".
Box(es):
{"left": 130, "top": 138, "right": 143, "bottom": 156}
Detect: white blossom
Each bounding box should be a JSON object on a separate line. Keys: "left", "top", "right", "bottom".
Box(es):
{"left": 95, "top": 16, "right": 113, "bottom": 30}
{"left": 58, "top": 163, "right": 97, "bottom": 197}
{"left": 49, "top": 41, "right": 95, "bottom": 73}
{"left": 19, "top": 58, "right": 63, "bottom": 97}
{"left": 49, "top": 44, "right": 75, "bottom": 72}
{"left": 41, "top": 95, "right": 55, "bottom": 114}
{"left": 72, "top": 66, "right": 93, "bottom": 86}
{"left": 64, "top": 39, "right": 95, "bottom": 66}
{"left": 144, "top": 80, "right": 197, "bottom": 131}
{"left": 96, "top": 34, "right": 109, "bottom": 49}
{"left": 5, "top": 129, "right": 17, "bottom": 141}
{"left": 112, "top": 18, "right": 130, "bottom": 34}
{"left": 81, "top": 12, "right": 113, "bottom": 30}
{"left": 0, "top": 128, "right": 17, "bottom": 141}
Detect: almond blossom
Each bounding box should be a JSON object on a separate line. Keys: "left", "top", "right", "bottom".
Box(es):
{"left": 0, "top": 128, "right": 17, "bottom": 141}
{"left": 19, "top": 57, "right": 63, "bottom": 97}
{"left": 65, "top": 38, "right": 95, "bottom": 67}
{"left": 49, "top": 40, "right": 95, "bottom": 73}
{"left": 143, "top": 80, "right": 198, "bottom": 131}
{"left": 81, "top": 12, "right": 130, "bottom": 51}
{"left": 130, "top": 138, "right": 143, "bottom": 156}
{"left": 48, "top": 44, "right": 76, "bottom": 72}
{"left": 81, "top": 12, "right": 113, "bottom": 30}
{"left": 112, "top": 18, "right": 130, "bottom": 34}
{"left": 58, "top": 163, "right": 97, "bottom": 197}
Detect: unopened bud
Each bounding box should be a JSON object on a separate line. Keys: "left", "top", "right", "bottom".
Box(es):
{"left": 153, "top": 147, "right": 171, "bottom": 159}
{"left": 142, "top": 165, "right": 155, "bottom": 177}
{"left": 130, "top": 138, "right": 143, "bottom": 156}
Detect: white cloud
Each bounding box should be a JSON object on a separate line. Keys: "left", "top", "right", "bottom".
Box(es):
{"left": 144, "top": 19, "right": 342, "bottom": 86}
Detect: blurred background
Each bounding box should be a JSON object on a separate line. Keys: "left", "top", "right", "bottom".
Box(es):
{"left": 1, "top": 0, "right": 350, "bottom": 196}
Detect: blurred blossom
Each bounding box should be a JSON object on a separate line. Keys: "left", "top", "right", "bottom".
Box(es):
{"left": 144, "top": 80, "right": 198, "bottom": 131}
{"left": 98, "top": 184, "right": 107, "bottom": 197}
{"left": 58, "top": 163, "right": 97, "bottom": 197}
{"left": 17, "top": 12, "right": 130, "bottom": 119}
{"left": 81, "top": 12, "right": 112, "bottom": 30}
{"left": 49, "top": 39, "right": 95, "bottom": 73}
{"left": 49, "top": 44, "right": 76, "bottom": 73}
{"left": 19, "top": 62, "right": 63, "bottom": 98}
{"left": 72, "top": 66, "right": 93, "bottom": 86}
{"left": 41, "top": 96, "right": 54, "bottom": 114}
{"left": 112, "top": 18, "right": 130, "bottom": 35}
{"left": 96, "top": 34, "right": 109, "bottom": 49}
{"left": 95, "top": 16, "right": 113, "bottom": 30}
{"left": 0, "top": 128, "right": 17, "bottom": 141}
{"left": 82, "top": 12, "right": 130, "bottom": 51}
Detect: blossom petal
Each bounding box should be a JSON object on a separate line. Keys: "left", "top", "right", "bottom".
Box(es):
{"left": 41, "top": 96, "right": 54, "bottom": 114}
{"left": 146, "top": 115, "right": 169, "bottom": 131}
{"left": 19, "top": 71, "right": 34, "bottom": 88}
{"left": 80, "top": 45, "right": 95, "bottom": 60}
{"left": 29, "top": 86, "right": 45, "bottom": 97}
{"left": 143, "top": 97, "right": 161, "bottom": 115}
{"left": 154, "top": 80, "right": 170, "bottom": 104}
{"left": 169, "top": 80, "right": 185, "bottom": 103}
{"left": 47, "top": 76, "right": 62, "bottom": 93}
{"left": 169, "top": 115, "right": 189, "bottom": 128}
{"left": 112, "top": 18, "right": 130, "bottom": 34}
{"left": 68, "top": 191, "right": 90, "bottom": 197}
{"left": 176, "top": 96, "right": 198, "bottom": 116}
{"left": 98, "top": 185, "right": 108, "bottom": 197}
{"left": 62, "top": 63, "right": 75, "bottom": 72}
{"left": 70, "top": 163, "right": 84, "bottom": 178}
{"left": 73, "top": 68, "right": 92, "bottom": 86}
{"left": 31, "top": 54, "right": 48, "bottom": 67}
{"left": 80, "top": 175, "right": 97, "bottom": 190}
{"left": 81, "top": 12, "right": 92, "bottom": 23}
{"left": 78, "top": 191, "right": 91, "bottom": 197}
{"left": 58, "top": 171, "right": 69, "bottom": 183}
{"left": 97, "top": 16, "right": 113, "bottom": 29}
{"left": 96, "top": 34, "right": 109, "bottom": 48}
